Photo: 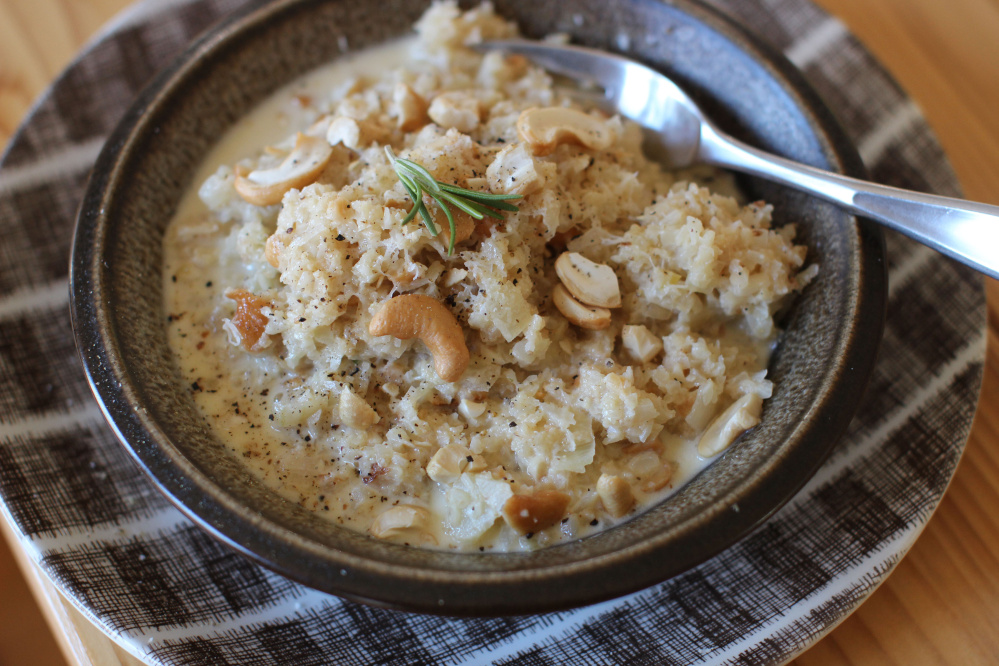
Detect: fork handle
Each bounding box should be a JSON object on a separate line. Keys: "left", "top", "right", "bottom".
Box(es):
{"left": 700, "top": 124, "right": 999, "bottom": 280}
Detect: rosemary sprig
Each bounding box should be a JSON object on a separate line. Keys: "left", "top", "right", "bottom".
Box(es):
{"left": 385, "top": 147, "right": 522, "bottom": 255}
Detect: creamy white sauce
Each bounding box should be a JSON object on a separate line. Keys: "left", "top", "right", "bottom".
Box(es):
{"left": 175, "top": 39, "right": 414, "bottom": 218}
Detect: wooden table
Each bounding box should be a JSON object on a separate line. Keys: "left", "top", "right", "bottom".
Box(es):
{"left": 1, "top": 0, "right": 997, "bottom": 663}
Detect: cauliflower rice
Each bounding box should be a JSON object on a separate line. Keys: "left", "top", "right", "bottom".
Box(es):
{"left": 163, "top": 3, "right": 816, "bottom": 552}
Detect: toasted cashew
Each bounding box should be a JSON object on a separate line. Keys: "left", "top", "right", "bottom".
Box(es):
{"left": 502, "top": 490, "right": 570, "bottom": 534}
{"left": 697, "top": 393, "right": 763, "bottom": 457}
{"left": 368, "top": 294, "right": 469, "bottom": 382}
{"left": 555, "top": 252, "right": 621, "bottom": 308}
{"left": 552, "top": 283, "right": 611, "bottom": 330}
{"left": 517, "top": 107, "right": 613, "bottom": 156}
{"left": 597, "top": 474, "right": 636, "bottom": 517}
{"left": 369, "top": 505, "right": 433, "bottom": 541}
{"left": 233, "top": 133, "right": 333, "bottom": 206}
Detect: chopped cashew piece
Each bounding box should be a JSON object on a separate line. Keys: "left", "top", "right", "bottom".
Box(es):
{"left": 233, "top": 133, "right": 333, "bottom": 206}
{"left": 464, "top": 454, "right": 487, "bottom": 473}
{"left": 555, "top": 252, "right": 621, "bottom": 308}
{"left": 517, "top": 107, "right": 614, "bottom": 156}
{"left": 485, "top": 143, "right": 547, "bottom": 195}
{"left": 264, "top": 232, "right": 285, "bottom": 269}
{"left": 426, "top": 446, "right": 470, "bottom": 483}
{"left": 428, "top": 91, "right": 482, "bottom": 132}
{"left": 639, "top": 462, "right": 674, "bottom": 493}
{"left": 502, "top": 490, "right": 571, "bottom": 534}
{"left": 442, "top": 268, "right": 468, "bottom": 287}
{"left": 369, "top": 505, "right": 432, "bottom": 540}
{"left": 621, "top": 325, "right": 663, "bottom": 363}
{"left": 326, "top": 116, "right": 388, "bottom": 151}
{"left": 392, "top": 83, "right": 429, "bottom": 132}
{"left": 368, "top": 294, "right": 470, "bottom": 382}
{"left": 552, "top": 283, "right": 611, "bottom": 330}
{"left": 339, "top": 388, "right": 380, "bottom": 428}
{"left": 458, "top": 398, "right": 486, "bottom": 421}
{"left": 697, "top": 393, "right": 764, "bottom": 457}
{"left": 438, "top": 209, "right": 476, "bottom": 247}
{"left": 597, "top": 474, "right": 636, "bottom": 517}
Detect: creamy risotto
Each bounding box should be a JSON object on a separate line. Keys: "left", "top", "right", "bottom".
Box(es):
{"left": 163, "top": 2, "right": 816, "bottom": 551}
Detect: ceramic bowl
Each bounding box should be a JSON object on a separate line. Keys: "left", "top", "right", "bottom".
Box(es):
{"left": 70, "top": 0, "right": 886, "bottom": 615}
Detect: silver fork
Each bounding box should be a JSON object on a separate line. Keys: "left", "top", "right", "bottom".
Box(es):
{"left": 477, "top": 40, "right": 999, "bottom": 280}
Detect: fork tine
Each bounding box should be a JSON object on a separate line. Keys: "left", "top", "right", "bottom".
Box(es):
{"left": 474, "top": 40, "right": 696, "bottom": 124}
{"left": 474, "top": 40, "right": 706, "bottom": 168}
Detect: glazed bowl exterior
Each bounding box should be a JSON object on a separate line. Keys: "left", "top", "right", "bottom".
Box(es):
{"left": 70, "top": 0, "right": 886, "bottom": 615}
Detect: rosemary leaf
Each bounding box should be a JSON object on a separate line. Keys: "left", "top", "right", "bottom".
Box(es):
{"left": 386, "top": 147, "right": 522, "bottom": 255}
{"left": 398, "top": 178, "right": 423, "bottom": 226}
{"left": 437, "top": 183, "right": 521, "bottom": 202}
{"left": 450, "top": 195, "right": 506, "bottom": 220}
{"left": 396, "top": 172, "right": 437, "bottom": 235}
{"left": 429, "top": 193, "right": 458, "bottom": 255}
{"left": 436, "top": 190, "right": 486, "bottom": 219}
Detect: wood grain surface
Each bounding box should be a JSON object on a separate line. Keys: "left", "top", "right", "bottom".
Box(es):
{"left": 1, "top": 0, "right": 997, "bottom": 664}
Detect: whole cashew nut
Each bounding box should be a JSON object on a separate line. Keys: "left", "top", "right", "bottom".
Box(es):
{"left": 368, "top": 294, "right": 470, "bottom": 383}
{"left": 233, "top": 132, "right": 333, "bottom": 206}
{"left": 555, "top": 252, "right": 621, "bottom": 308}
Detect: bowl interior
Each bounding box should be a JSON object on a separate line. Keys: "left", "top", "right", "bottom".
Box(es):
{"left": 71, "top": 0, "right": 886, "bottom": 614}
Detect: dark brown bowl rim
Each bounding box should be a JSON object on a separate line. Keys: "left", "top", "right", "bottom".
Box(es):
{"left": 70, "top": 0, "right": 886, "bottom": 615}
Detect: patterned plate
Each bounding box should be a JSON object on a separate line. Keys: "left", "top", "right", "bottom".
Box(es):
{"left": 0, "top": 0, "right": 985, "bottom": 663}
